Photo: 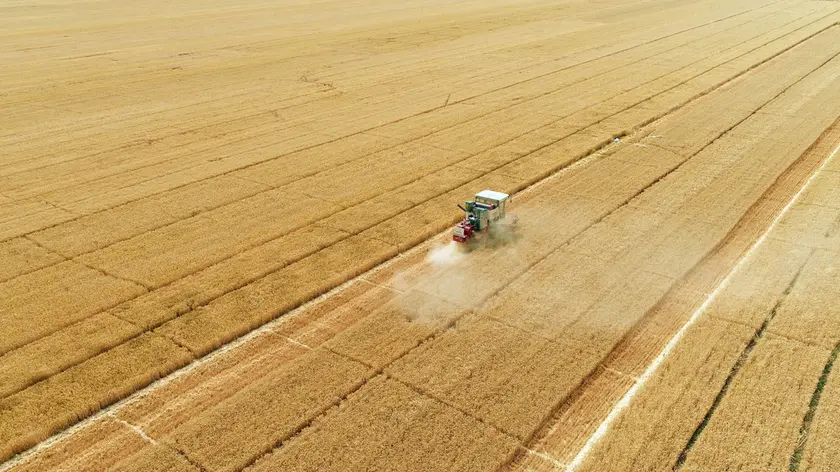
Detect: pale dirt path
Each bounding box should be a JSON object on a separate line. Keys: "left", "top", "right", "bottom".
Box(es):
{"left": 3, "top": 0, "right": 840, "bottom": 470}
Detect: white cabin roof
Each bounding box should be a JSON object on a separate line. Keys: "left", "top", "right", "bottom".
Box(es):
{"left": 475, "top": 189, "right": 509, "bottom": 202}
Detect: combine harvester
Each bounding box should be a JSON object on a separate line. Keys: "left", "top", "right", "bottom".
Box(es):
{"left": 453, "top": 189, "right": 518, "bottom": 249}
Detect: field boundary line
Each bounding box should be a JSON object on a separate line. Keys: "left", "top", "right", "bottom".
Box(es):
{"left": 566, "top": 112, "right": 840, "bottom": 472}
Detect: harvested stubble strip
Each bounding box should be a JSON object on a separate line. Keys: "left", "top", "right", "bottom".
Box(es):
{"left": 560, "top": 269, "right": 675, "bottom": 349}
{"left": 388, "top": 316, "right": 606, "bottom": 441}
{"left": 8, "top": 417, "right": 147, "bottom": 472}
{"left": 514, "top": 367, "right": 636, "bottom": 468}
{"left": 0, "top": 313, "right": 142, "bottom": 398}
{"left": 771, "top": 201, "right": 840, "bottom": 251}
{"left": 270, "top": 281, "right": 399, "bottom": 349}
{"left": 163, "top": 348, "right": 371, "bottom": 472}
{"left": 249, "top": 375, "right": 520, "bottom": 472}
{"left": 324, "top": 289, "right": 465, "bottom": 369}
{"left": 477, "top": 248, "right": 634, "bottom": 340}
{"left": 601, "top": 244, "right": 811, "bottom": 394}
{"left": 680, "top": 335, "right": 829, "bottom": 472}
{"left": 573, "top": 228, "right": 817, "bottom": 470}
{"left": 705, "top": 239, "right": 812, "bottom": 329}
{"left": 514, "top": 218, "right": 715, "bottom": 341}
{"left": 0, "top": 260, "right": 145, "bottom": 355}
{"left": 0, "top": 333, "right": 192, "bottom": 463}
{"left": 798, "top": 169, "right": 840, "bottom": 209}
{"left": 575, "top": 317, "right": 755, "bottom": 472}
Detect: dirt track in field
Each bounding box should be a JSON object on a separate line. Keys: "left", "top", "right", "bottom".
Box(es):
{"left": 3, "top": 0, "right": 840, "bottom": 470}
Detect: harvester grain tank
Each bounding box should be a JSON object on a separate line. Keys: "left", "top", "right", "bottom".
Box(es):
{"left": 453, "top": 190, "right": 517, "bottom": 244}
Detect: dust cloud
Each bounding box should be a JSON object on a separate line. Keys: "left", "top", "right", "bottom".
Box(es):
{"left": 390, "top": 219, "right": 523, "bottom": 325}
{"left": 426, "top": 241, "right": 466, "bottom": 267}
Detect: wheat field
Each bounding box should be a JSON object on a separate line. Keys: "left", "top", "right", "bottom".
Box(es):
{"left": 3, "top": 0, "right": 840, "bottom": 470}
